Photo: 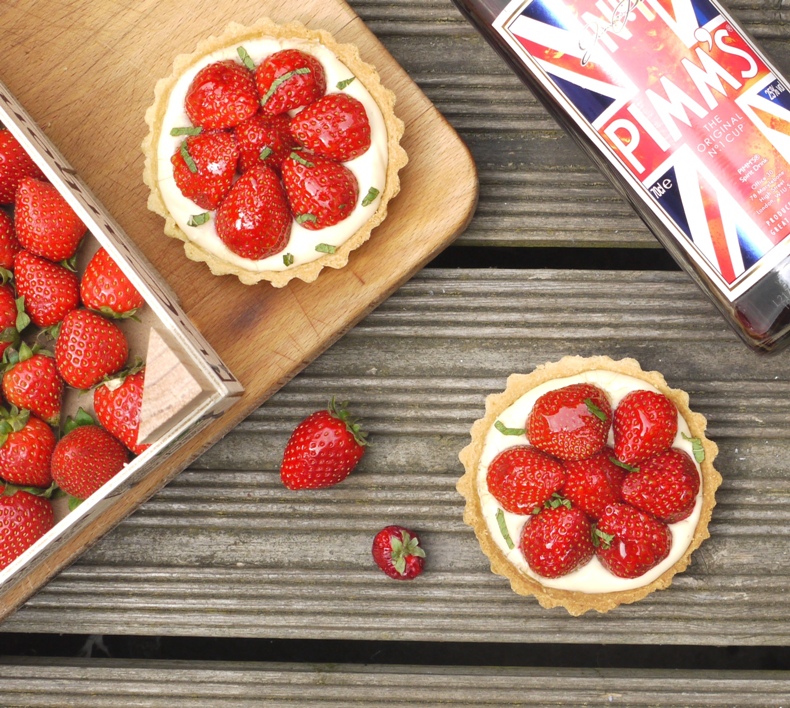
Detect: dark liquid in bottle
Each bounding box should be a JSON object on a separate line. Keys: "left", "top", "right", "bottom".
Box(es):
{"left": 453, "top": 0, "right": 790, "bottom": 352}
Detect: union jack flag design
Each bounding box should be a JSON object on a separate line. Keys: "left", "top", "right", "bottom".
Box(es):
{"left": 499, "top": 0, "right": 790, "bottom": 291}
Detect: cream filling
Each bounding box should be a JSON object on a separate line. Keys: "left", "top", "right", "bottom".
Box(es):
{"left": 477, "top": 371, "right": 703, "bottom": 594}
{"left": 157, "top": 37, "right": 388, "bottom": 271}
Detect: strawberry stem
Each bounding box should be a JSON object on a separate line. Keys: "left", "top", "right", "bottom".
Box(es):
{"left": 328, "top": 397, "right": 368, "bottom": 446}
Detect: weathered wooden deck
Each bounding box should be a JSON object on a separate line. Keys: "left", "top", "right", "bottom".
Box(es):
{"left": 3, "top": 0, "right": 790, "bottom": 704}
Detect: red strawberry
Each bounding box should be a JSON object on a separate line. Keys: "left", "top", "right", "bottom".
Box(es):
{"left": 520, "top": 503, "right": 594, "bottom": 578}
{"left": 0, "top": 283, "right": 22, "bottom": 358}
{"left": 51, "top": 419, "right": 129, "bottom": 500}
{"left": 290, "top": 94, "right": 371, "bottom": 162}
{"left": 595, "top": 502, "right": 672, "bottom": 578}
{"left": 234, "top": 112, "right": 296, "bottom": 173}
{"left": 94, "top": 366, "right": 150, "bottom": 456}
{"left": 562, "top": 447, "right": 625, "bottom": 520}
{"left": 171, "top": 131, "right": 239, "bottom": 211}
{"left": 0, "top": 208, "right": 21, "bottom": 269}
{"left": 282, "top": 152, "right": 359, "bottom": 230}
{"left": 55, "top": 309, "right": 128, "bottom": 389}
{"left": 527, "top": 383, "right": 612, "bottom": 461}
{"left": 0, "top": 485, "right": 54, "bottom": 569}
{"left": 613, "top": 390, "right": 678, "bottom": 464}
{"left": 14, "top": 177, "right": 87, "bottom": 261}
{"left": 14, "top": 250, "right": 79, "bottom": 327}
{"left": 280, "top": 399, "right": 367, "bottom": 490}
{"left": 80, "top": 247, "right": 144, "bottom": 318}
{"left": 0, "top": 409, "right": 55, "bottom": 488}
{"left": 486, "top": 445, "right": 566, "bottom": 514}
{"left": 372, "top": 525, "right": 426, "bottom": 580}
{"left": 256, "top": 49, "right": 327, "bottom": 116}
{"left": 185, "top": 60, "right": 258, "bottom": 130}
{"left": 0, "top": 130, "right": 45, "bottom": 204}
{"left": 215, "top": 164, "right": 291, "bottom": 260}
{"left": 2, "top": 345, "right": 63, "bottom": 426}
{"left": 621, "top": 448, "right": 700, "bottom": 523}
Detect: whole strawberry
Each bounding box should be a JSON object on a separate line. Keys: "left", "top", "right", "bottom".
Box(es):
{"left": 215, "top": 164, "right": 292, "bottom": 260}
{"left": 234, "top": 112, "right": 296, "bottom": 173}
{"left": 0, "top": 130, "right": 45, "bottom": 204}
{"left": 520, "top": 503, "right": 594, "bottom": 578}
{"left": 595, "top": 502, "right": 672, "bottom": 579}
{"left": 55, "top": 309, "right": 128, "bottom": 389}
{"left": 51, "top": 414, "right": 129, "bottom": 500}
{"left": 2, "top": 345, "right": 63, "bottom": 426}
{"left": 256, "top": 49, "right": 327, "bottom": 116}
{"left": 14, "top": 249, "right": 79, "bottom": 327}
{"left": 282, "top": 152, "right": 359, "bottom": 230}
{"left": 185, "top": 60, "right": 259, "bottom": 130}
{"left": 527, "top": 383, "right": 611, "bottom": 461}
{"left": 14, "top": 176, "right": 86, "bottom": 261}
{"left": 372, "top": 525, "right": 426, "bottom": 580}
{"left": 94, "top": 365, "right": 150, "bottom": 456}
{"left": 80, "top": 247, "right": 144, "bottom": 318}
{"left": 621, "top": 448, "right": 700, "bottom": 523}
{"left": 0, "top": 485, "right": 54, "bottom": 570}
{"left": 0, "top": 208, "right": 21, "bottom": 269}
{"left": 171, "top": 131, "right": 240, "bottom": 210}
{"left": 290, "top": 93, "right": 371, "bottom": 162}
{"left": 0, "top": 408, "right": 55, "bottom": 488}
{"left": 614, "top": 390, "right": 678, "bottom": 464}
{"left": 0, "top": 283, "right": 23, "bottom": 359}
{"left": 562, "top": 447, "right": 625, "bottom": 520}
{"left": 486, "top": 445, "right": 566, "bottom": 514}
{"left": 280, "top": 399, "right": 367, "bottom": 490}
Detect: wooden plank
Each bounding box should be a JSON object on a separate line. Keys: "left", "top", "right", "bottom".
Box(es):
{"left": 2, "top": 658, "right": 790, "bottom": 707}
{"left": 4, "top": 269, "right": 790, "bottom": 645}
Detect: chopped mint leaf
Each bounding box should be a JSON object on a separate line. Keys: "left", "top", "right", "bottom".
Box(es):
{"left": 283, "top": 253, "right": 294, "bottom": 267}
{"left": 259, "top": 146, "right": 273, "bottom": 161}
{"left": 290, "top": 151, "right": 314, "bottom": 168}
{"left": 494, "top": 420, "right": 525, "bottom": 436}
{"left": 584, "top": 397, "right": 607, "bottom": 422}
{"left": 296, "top": 213, "right": 317, "bottom": 225}
{"left": 609, "top": 457, "right": 639, "bottom": 473}
{"left": 187, "top": 212, "right": 211, "bottom": 227}
{"left": 496, "top": 508, "right": 515, "bottom": 550}
{"left": 315, "top": 243, "right": 337, "bottom": 254}
{"left": 237, "top": 46, "right": 255, "bottom": 71}
{"left": 170, "top": 126, "right": 202, "bottom": 136}
{"left": 361, "top": 186, "right": 380, "bottom": 207}
{"left": 336, "top": 77, "right": 356, "bottom": 90}
{"left": 682, "top": 432, "right": 705, "bottom": 463}
{"left": 180, "top": 141, "right": 198, "bottom": 173}
{"left": 261, "top": 67, "right": 311, "bottom": 105}
{"left": 592, "top": 526, "right": 615, "bottom": 549}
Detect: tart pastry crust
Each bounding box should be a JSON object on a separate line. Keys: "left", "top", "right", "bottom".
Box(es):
{"left": 142, "top": 18, "right": 407, "bottom": 286}
{"left": 457, "top": 355, "right": 721, "bottom": 615}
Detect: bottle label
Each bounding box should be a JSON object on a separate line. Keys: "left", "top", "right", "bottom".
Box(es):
{"left": 494, "top": 0, "right": 790, "bottom": 301}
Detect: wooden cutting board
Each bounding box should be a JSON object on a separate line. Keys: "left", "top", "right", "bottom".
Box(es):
{"left": 0, "top": 0, "right": 478, "bottom": 617}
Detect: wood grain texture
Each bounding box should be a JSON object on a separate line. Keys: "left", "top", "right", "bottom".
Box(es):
{"left": 5, "top": 269, "right": 790, "bottom": 645}
{"left": 2, "top": 658, "right": 790, "bottom": 707}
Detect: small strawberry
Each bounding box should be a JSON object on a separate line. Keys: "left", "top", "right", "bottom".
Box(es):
{"left": 2, "top": 345, "right": 63, "bottom": 426}
{"left": 171, "top": 131, "right": 240, "bottom": 211}
{"left": 595, "top": 502, "right": 672, "bottom": 579}
{"left": 80, "top": 247, "right": 144, "bottom": 319}
{"left": 51, "top": 411, "right": 129, "bottom": 500}
{"left": 282, "top": 152, "right": 359, "bottom": 230}
{"left": 0, "top": 208, "right": 21, "bottom": 269}
{"left": 0, "top": 283, "right": 24, "bottom": 359}
{"left": 14, "top": 249, "right": 79, "bottom": 327}
{"left": 14, "top": 176, "right": 87, "bottom": 261}
{"left": 185, "top": 60, "right": 259, "bottom": 130}
{"left": 234, "top": 112, "right": 296, "bottom": 173}
{"left": 621, "top": 448, "right": 700, "bottom": 523}
{"left": 290, "top": 93, "right": 371, "bottom": 162}
{"left": 520, "top": 503, "right": 594, "bottom": 578}
{"left": 527, "top": 383, "right": 611, "bottom": 461}
{"left": 613, "top": 390, "right": 678, "bottom": 464}
{"left": 0, "top": 485, "right": 54, "bottom": 569}
{"left": 372, "top": 525, "right": 426, "bottom": 580}
{"left": 55, "top": 309, "right": 128, "bottom": 389}
{"left": 94, "top": 364, "right": 150, "bottom": 455}
{"left": 0, "top": 130, "right": 45, "bottom": 204}
{"left": 215, "top": 164, "right": 292, "bottom": 260}
{"left": 280, "top": 399, "right": 367, "bottom": 490}
{"left": 562, "top": 447, "right": 625, "bottom": 520}
{"left": 486, "top": 445, "right": 566, "bottom": 515}
{"left": 0, "top": 408, "right": 55, "bottom": 488}
{"left": 256, "top": 49, "right": 327, "bottom": 116}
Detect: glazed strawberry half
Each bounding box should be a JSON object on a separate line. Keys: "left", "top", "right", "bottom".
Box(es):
{"left": 290, "top": 93, "right": 371, "bottom": 162}
{"left": 372, "top": 525, "right": 426, "bottom": 580}
{"left": 527, "top": 383, "right": 612, "bottom": 461}
{"left": 256, "top": 48, "right": 327, "bottom": 116}
{"left": 185, "top": 59, "right": 259, "bottom": 130}
{"left": 234, "top": 112, "right": 296, "bottom": 173}
{"left": 0, "top": 485, "right": 54, "bottom": 570}
{"left": 171, "top": 131, "right": 240, "bottom": 211}
{"left": 562, "top": 447, "right": 625, "bottom": 520}
{"left": 613, "top": 389, "right": 678, "bottom": 464}
{"left": 486, "top": 445, "right": 565, "bottom": 515}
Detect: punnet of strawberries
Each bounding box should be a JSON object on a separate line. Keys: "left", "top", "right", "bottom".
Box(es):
{"left": 0, "top": 127, "right": 152, "bottom": 572}
{"left": 169, "top": 46, "right": 382, "bottom": 263}
{"left": 488, "top": 383, "right": 704, "bottom": 580}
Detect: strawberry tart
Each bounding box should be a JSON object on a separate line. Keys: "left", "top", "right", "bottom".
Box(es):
{"left": 143, "top": 19, "right": 407, "bottom": 286}
{"left": 458, "top": 355, "right": 721, "bottom": 615}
